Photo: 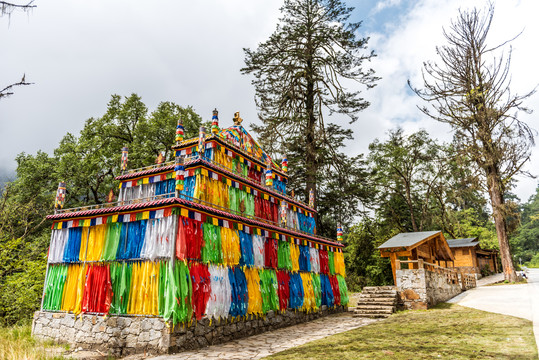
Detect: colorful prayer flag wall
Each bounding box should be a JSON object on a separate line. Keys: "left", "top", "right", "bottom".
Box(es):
{"left": 44, "top": 212, "right": 347, "bottom": 325}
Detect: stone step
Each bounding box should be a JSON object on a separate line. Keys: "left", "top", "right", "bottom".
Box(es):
{"left": 358, "top": 293, "right": 397, "bottom": 300}
{"left": 361, "top": 289, "right": 398, "bottom": 295}
{"left": 353, "top": 313, "right": 391, "bottom": 319}
{"left": 363, "top": 286, "right": 397, "bottom": 292}
{"left": 355, "top": 305, "right": 395, "bottom": 311}
{"left": 354, "top": 308, "right": 394, "bottom": 315}
{"left": 356, "top": 298, "right": 396, "bottom": 305}
{"left": 361, "top": 288, "right": 398, "bottom": 294}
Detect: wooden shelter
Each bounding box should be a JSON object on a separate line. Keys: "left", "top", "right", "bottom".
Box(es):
{"left": 446, "top": 238, "right": 499, "bottom": 275}
{"left": 378, "top": 231, "right": 454, "bottom": 285}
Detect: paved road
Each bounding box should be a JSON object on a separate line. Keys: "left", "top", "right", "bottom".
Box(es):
{"left": 448, "top": 269, "right": 539, "bottom": 349}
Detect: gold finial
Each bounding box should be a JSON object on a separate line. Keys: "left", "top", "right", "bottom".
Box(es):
{"left": 233, "top": 112, "right": 243, "bottom": 126}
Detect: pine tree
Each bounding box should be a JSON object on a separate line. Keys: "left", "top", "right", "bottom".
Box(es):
{"left": 242, "top": 0, "right": 377, "bottom": 234}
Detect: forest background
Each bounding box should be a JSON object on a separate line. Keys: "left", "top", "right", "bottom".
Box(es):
{"left": 1, "top": 0, "right": 539, "bottom": 326}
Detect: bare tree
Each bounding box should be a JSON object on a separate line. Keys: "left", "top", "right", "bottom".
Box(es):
{"left": 1, "top": 1, "right": 35, "bottom": 16}
{"left": 0, "top": 1, "right": 35, "bottom": 100}
{"left": 409, "top": 4, "right": 535, "bottom": 282}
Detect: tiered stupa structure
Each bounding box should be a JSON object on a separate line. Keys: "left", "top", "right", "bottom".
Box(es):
{"left": 33, "top": 111, "right": 348, "bottom": 356}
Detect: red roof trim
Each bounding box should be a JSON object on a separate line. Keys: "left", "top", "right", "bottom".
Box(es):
{"left": 113, "top": 158, "right": 315, "bottom": 213}
{"left": 46, "top": 197, "right": 340, "bottom": 247}
{"left": 115, "top": 164, "right": 175, "bottom": 181}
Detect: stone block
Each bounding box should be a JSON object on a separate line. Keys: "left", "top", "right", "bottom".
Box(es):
{"left": 106, "top": 317, "right": 117, "bottom": 327}
{"left": 125, "top": 334, "right": 138, "bottom": 347}
{"left": 194, "top": 323, "right": 205, "bottom": 336}
{"left": 141, "top": 319, "right": 155, "bottom": 331}
{"left": 401, "top": 289, "right": 420, "bottom": 300}
{"left": 117, "top": 317, "right": 132, "bottom": 327}
{"left": 148, "top": 329, "right": 161, "bottom": 341}
{"left": 128, "top": 321, "right": 141, "bottom": 335}
{"left": 409, "top": 301, "right": 428, "bottom": 310}
{"left": 175, "top": 334, "right": 187, "bottom": 347}
{"left": 154, "top": 320, "right": 165, "bottom": 330}
{"left": 138, "top": 331, "right": 150, "bottom": 343}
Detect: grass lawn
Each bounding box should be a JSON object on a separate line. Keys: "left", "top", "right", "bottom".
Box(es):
{"left": 487, "top": 280, "right": 528, "bottom": 286}
{"left": 266, "top": 303, "right": 538, "bottom": 360}
{"left": 0, "top": 325, "right": 65, "bottom": 360}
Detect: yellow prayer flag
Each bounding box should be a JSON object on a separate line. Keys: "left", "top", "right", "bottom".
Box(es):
{"left": 181, "top": 208, "right": 188, "bottom": 217}
{"left": 142, "top": 211, "right": 150, "bottom": 220}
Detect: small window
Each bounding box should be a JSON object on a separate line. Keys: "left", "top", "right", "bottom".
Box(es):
{"left": 462, "top": 249, "right": 469, "bottom": 255}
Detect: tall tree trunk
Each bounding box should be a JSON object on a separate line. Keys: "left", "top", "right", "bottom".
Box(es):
{"left": 487, "top": 166, "right": 517, "bottom": 282}
{"left": 305, "top": 71, "right": 317, "bottom": 213}
{"left": 404, "top": 181, "right": 419, "bottom": 232}
{"left": 305, "top": 20, "right": 317, "bottom": 215}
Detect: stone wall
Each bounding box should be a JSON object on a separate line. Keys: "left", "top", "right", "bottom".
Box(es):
{"left": 32, "top": 306, "right": 347, "bottom": 356}
{"left": 396, "top": 268, "right": 462, "bottom": 310}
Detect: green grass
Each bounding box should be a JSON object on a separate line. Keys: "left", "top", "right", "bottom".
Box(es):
{"left": 487, "top": 279, "right": 528, "bottom": 286}
{"left": 0, "top": 325, "right": 65, "bottom": 360}
{"left": 266, "top": 303, "right": 538, "bottom": 360}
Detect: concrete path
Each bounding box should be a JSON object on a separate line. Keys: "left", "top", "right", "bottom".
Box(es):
{"left": 476, "top": 272, "right": 504, "bottom": 287}
{"left": 448, "top": 268, "right": 539, "bottom": 349}
{"left": 144, "top": 313, "right": 377, "bottom": 360}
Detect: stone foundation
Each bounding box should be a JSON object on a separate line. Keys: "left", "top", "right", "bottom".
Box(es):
{"left": 32, "top": 306, "right": 347, "bottom": 356}
{"left": 396, "top": 268, "right": 462, "bottom": 310}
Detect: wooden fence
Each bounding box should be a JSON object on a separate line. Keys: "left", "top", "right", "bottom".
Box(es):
{"left": 396, "top": 259, "right": 476, "bottom": 290}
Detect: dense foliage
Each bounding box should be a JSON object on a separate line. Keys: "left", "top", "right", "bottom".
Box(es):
{"left": 0, "top": 94, "right": 202, "bottom": 325}
{"left": 344, "top": 129, "right": 501, "bottom": 289}
{"left": 242, "top": 0, "right": 377, "bottom": 237}
{"left": 512, "top": 186, "right": 539, "bottom": 266}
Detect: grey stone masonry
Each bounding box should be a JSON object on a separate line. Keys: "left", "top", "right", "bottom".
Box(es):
{"left": 32, "top": 306, "right": 347, "bottom": 357}
{"left": 396, "top": 268, "right": 463, "bottom": 310}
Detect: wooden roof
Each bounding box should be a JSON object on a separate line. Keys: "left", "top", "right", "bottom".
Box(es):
{"left": 379, "top": 230, "right": 454, "bottom": 261}
{"left": 446, "top": 238, "right": 479, "bottom": 248}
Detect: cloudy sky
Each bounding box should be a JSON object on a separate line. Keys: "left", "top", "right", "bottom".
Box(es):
{"left": 1, "top": 0, "right": 538, "bottom": 202}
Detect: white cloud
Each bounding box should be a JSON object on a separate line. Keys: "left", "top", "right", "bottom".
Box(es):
{"left": 0, "top": 0, "right": 282, "bottom": 169}
{"left": 348, "top": 0, "right": 539, "bottom": 201}
{"left": 1, "top": 0, "right": 538, "bottom": 201}
{"left": 372, "top": 0, "right": 403, "bottom": 14}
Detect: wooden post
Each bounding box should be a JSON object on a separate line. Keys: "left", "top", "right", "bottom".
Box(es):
{"left": 459, "top": 269, "right": 465, "bottom": 290}
{"left": 395, "top": 259, "right": 401, "bottom": 270}
{"left": 390, "top": 252, "right": 397, "bottom": 286}
{"left": 418, "top": 258, "right": 424, "bottom": 269}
